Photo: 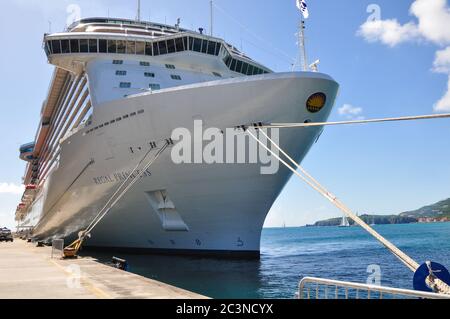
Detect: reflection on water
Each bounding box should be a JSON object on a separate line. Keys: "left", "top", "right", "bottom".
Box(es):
{"left": 90, "top": 252, "right": 263, "bottom": 298}
{"left": 84, "top": 223, "right": 450, "bottom": 299}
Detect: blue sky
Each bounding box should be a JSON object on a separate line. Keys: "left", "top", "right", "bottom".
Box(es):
{"left": 1, "top": 0, "right": 449, "bottom": 229}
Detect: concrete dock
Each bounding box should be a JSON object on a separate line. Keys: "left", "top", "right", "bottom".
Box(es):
{"left": 0, "top": 240, "right": 207, "bottom": 299}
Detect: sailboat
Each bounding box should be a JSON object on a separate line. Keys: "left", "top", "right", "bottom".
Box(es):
{"left": 339, "top": 215, "right": 350, "bottom": 227}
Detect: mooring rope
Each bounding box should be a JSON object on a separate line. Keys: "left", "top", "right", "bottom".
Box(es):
{"left": 246, "top": 127, "right": 450, "bottom": 294}
{"left": 83, "top": 143, "right": 160, "bottom": 234}
{"left": 260, "top": 113, "right": 450, "bottom": 129}
{"left": 83, "top": 141, "right": 170, "bottom": 237}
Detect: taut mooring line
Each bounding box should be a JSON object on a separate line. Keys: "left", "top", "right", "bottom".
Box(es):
{"left": 64, "top": 141, "right": 170, "bottom": 256}
{"left": 261, "top": 113, "right": 450, "bottom": 129}
{"left": 245, "top": 127, "right": 450, "bottom": 294}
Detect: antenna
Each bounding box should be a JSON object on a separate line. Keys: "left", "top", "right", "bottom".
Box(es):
{"left": 298, "top": 19, "right": 308, "bottom": 71}
{"left": 210, "top": 0, "right": 214, "bottom": 36}
{"left": 136, "top": 0, "right": 141, "bottom": 22}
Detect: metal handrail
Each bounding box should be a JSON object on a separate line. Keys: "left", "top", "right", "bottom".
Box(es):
{"left": 298, "top": 277, "right": 450, "bottom": 299}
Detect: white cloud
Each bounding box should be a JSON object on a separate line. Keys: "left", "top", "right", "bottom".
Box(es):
{"left": 434, "top": 76, "right": 450, "bottom": 112}
{"left": 357, "top": 19, "right": 420, "bottom": 47}
{"left": 433, "top": 47, "right": 450, "bottom": 73}
{"left": 433, "top": 47, "right": 450, "bottom": 112}
{"left": 357, "top": 0, "right": 450, "bottom": 47}
{"left": 0, "top": 183, "right": 24, "bottom": 195}
{"left": 338, "top": 104, "right": 365, "bottom": 120}
{"left": 358, "top": 0, "right": 450, "bottom": 113}
{"left": 410, "top": 0, "right": 450, "bottom": 45}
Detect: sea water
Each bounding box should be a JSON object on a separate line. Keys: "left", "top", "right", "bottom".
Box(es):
{"left": 88, "top": 222, "right": 450, "bottom": 299}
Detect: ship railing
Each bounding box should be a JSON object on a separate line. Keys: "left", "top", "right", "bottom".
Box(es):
{"left": 296, "top": 276, "right": 450, "bottom": 299}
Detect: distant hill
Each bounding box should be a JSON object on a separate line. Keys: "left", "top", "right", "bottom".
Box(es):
{"left": 400, "top": 198, "right": 450, "bottom": 218}
{"left": 312, "top": 198, "right": 450, "bottom": 227}
{"left": 313, "top": 214, "right": 417, "bottom": 227}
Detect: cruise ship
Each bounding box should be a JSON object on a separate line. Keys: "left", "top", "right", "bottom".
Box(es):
{"left": 15, "top": 16, "right": 339, "bottom": 256}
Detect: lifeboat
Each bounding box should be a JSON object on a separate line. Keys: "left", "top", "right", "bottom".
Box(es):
{"left": 19, "top": 142, "right": 36, "bottom": 162}
{"left": 24, "top": 184, "right": 37, "bottom": 196}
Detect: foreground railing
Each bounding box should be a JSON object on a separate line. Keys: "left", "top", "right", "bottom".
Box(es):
{"left": 297, "top": 277, "right": 450, "bottom": 299}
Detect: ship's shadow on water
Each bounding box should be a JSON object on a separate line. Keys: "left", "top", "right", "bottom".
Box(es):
{"left": 82, "top": 223, "right": 450, "bottom": 299}
{"left": 84, "top": 251, "right": 264, "bottom": 299}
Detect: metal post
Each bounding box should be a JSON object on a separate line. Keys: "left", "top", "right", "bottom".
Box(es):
{"left": 137, "top": 0, "right": 141, "bottom": 22}
{"left": 210, "top": 0, "right": 214, "bottom": 36}
{"left": 299, "top": 19, "right": 307, "bottom": 71}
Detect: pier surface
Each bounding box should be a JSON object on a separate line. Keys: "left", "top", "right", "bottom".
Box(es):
{"left": 0, "top": 240, "right": 207, "bottom": 299}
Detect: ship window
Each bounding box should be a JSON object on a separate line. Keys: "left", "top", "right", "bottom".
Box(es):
{"left": 171, "top": 75, "right": 182, "bottom": 80}
{"left": 130, "top": 112, "right": 137, "bottom": 116}
{"left": 145, "top": 42, "right": 153, "bottom": 56}
{"left": 119, "top": 82, "right": 131, "bottom": 88}
{"left": 230, "top": 59, "right": 237, "bottom": 71}
{"left": 51, "top": 40, "right": 61, "bottom": 54}
{"left": 167, "top": 39, "right": 176, "bottom": 53}
{"left": 136, "top": 42, "right": 145, "bottom": 55}
{"left": 153, "top": 42, "right": 159, "bottom": 56}
{"left": 212, "top": 72, "right": 222, "bottom": 77}
{"left": 45, "top": 41, "right": 51, "bottom": 55}
{"left": 79, "top": 39, "right": 89, "bottom": 53}
{"left": 116, "top": 117, "right": 122, "bottom": 121}
{"left": 175, "top": 38, "right": 184, "bottom": 52}
{"left": 123, "top": 114, "right": 129, "bottom": 119}
{"left": 115, "top": 70, "right": 127, "bottom": 76}
{"left": 127, "top": 41, "right": 136, "bottom": 54}
{"left": 89, "top": 39, "right": 98, "bottom": 53}
{"left": 104, "top": 122, "right": 109, "bottom": 126}
{"left": 149, "top": 83, "right": 161, "bottom": 90}
{"left": 215, "top": 43, "right": 221, "bottom": 56}
{"left": 223, "top": 55, "right": 232, "bottom": 67}
{"left": 189, "top": 37, "right": 195, "bottom": 50}
{"left": 236, "top": 60, "right": 243, "bottom": 73}
{"left": 158, "top": 41, "right": 167, "bottom": 55}
{"left": 182, "top": 37, "right": 188, "bottom": 51}
{"left": 61, "top": 40, "right": 70, "bottom": 53}
{"left": 201, "top": 40, "right": 208, "bottom": 53}
{"left": 110, "top": 119, "right": 116, "bottom": 124}
{"left": 108, "top": 40, "right": 117, "bottom": 53}
{"left": 70, "top": 39, "right": 79, "bottom": 53}
{"left": 116, "top": 40, "right": 126, "bottom": 54}
{"left": 47, "top": 41, "right": 52, "bottom": 54}
{"left": 113, "top": 60, "right": 123, "bottom": 64}
{"left": 99, "top": 39, "right": 107, "bottom": 53}
{"left": 247, "top": 64, "right": 254, "bottom": 75}
{"left": 193, "top": 38, "right": 202, "bottom": 52}
{"left": 138, "top": 109, "right": 144, "bottom": 114}
{"left": 140, "top": 61, "right": 150, "bottom": 66}
{"left": 99, "top": 124, "right": 104, "bottom": 128}
{"left": 242, "top": 63, "right": 249, "bottom": 75}
{"left": 165, "top": 64, "right": 175, "bottom": 69}
{"left": 144, "top": 72, "right": 155, "bottom": 77}
{"left": 207, "top": 41, "right": 216, "bottom": 55}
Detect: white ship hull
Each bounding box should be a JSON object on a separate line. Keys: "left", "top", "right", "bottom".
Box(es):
{"left": 25, "top": 72, "right": 338, "bottom": 256}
